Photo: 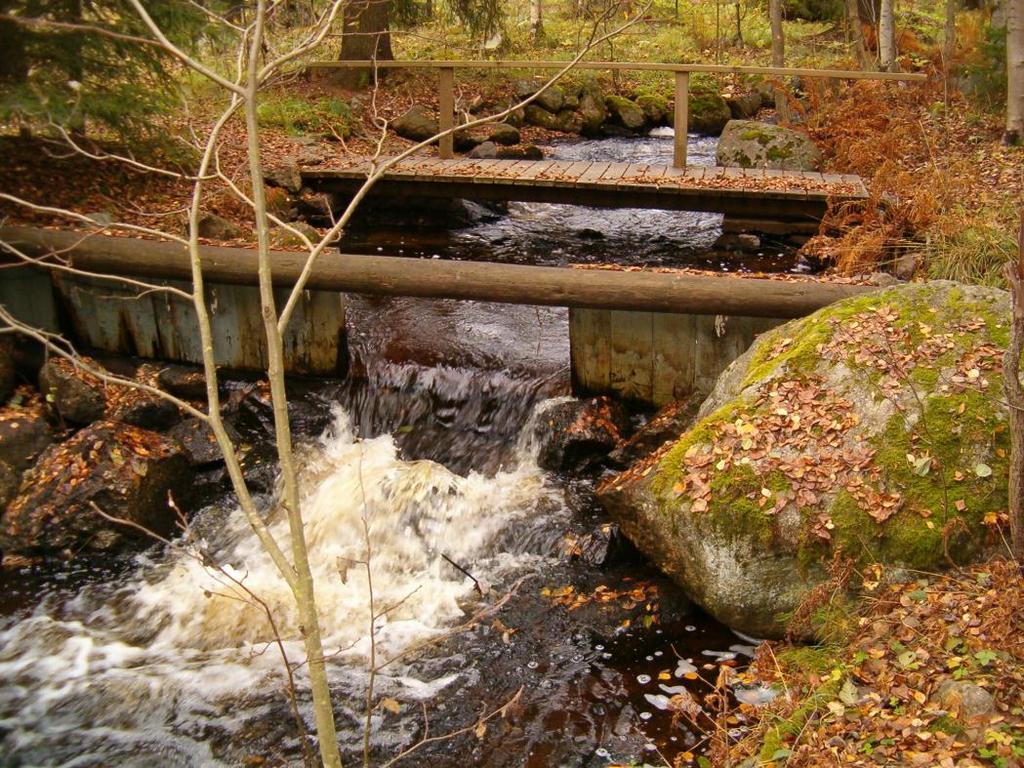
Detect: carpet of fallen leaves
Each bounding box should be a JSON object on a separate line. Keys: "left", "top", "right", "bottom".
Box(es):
{"left": 802, "top": 72, "right": 1023, "bottom": 278}
{"left": 730, "top": 561, "right": 1024, "bottom": 768}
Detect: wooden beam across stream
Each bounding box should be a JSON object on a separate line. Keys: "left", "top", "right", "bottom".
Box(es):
{"left": 0, "top": 226, "right": 871, "bottom": 319}
{"left": 2, "top": 226, "right": 877, "bottom": 402}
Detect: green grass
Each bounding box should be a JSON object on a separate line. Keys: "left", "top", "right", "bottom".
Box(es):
{"left": 256, "top": 95, "right": 352, "bottom": 138}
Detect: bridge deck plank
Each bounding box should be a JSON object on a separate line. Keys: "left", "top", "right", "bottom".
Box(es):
{"left": 301, "top": 157, "right": 868, "bottom": 216}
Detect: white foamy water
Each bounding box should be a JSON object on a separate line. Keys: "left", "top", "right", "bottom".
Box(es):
{"left": 0, "top": 405, "right": 565, "bottom": 766}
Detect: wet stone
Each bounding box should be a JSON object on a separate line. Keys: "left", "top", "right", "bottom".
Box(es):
{"left": 168, "top": 418, "right": 232, "bottom": 467}
{"left": 39, "top": 357, "right": 106, "bottom": 426}
{"left": 533, "top": 396, "right": 629, "bottom": 472}
{"left": 0, "top": 460, "right": 19, "bottom": 511}
{"left": 0, "top": 338, "right": 14, "bottom": 403}
{"left": 608, "top": 397, "right": 701, "bottom": 469}
{"left": 0, "top": 420, "right": 191, "bottom": 556}
{"left": 0, "top": 388, "right": 54, "bottom": 470}
{"left": 157, "top": 365, "right": 208, "bottom": 401}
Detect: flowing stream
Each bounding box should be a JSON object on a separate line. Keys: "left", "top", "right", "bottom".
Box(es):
{"left": 0, "top": 134, "right": 776, "bottom": 767}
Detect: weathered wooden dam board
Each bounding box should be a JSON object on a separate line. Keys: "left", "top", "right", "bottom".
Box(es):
{"left": 0, "top": 226, "right": 873, "bottom": 404}
{"left": 301, "top": 158, "right": 869, "bottom": 221}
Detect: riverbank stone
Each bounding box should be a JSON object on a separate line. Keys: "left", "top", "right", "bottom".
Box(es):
{"left": 196, "top": 212, "right": 242, "bottom": 240}
{"left": 0, "top": 420, "right": 190, "bottom": 556}
{"left": 487, "top": 122, "right": 521, "bottom": 146}
{"left": 578, "top": 80, "right": 609, "bottom": 135}
{"left": 392, "top": 104, "right": 438, "bottom": 142}
{"left": 716, "top": 119, "right": 822, "bottom": 171}
{"left": 605, "top": 95, "right": 646, "bottom": 131}
{"left": 597, "top": 281, "right": 1012, "bottom": 638}
{"left": 688, "top": 81, "right": 732, "bottom": 136}
{"left": 524, "top": 104, "right": 561, "bottom": 131}
{"left": 0, "top": 388, "right": 53, "bottom": 470}
{"left": 39, "top": 357, "right": 106, "bottom": 425}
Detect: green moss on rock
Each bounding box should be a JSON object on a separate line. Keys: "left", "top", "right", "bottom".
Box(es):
{"left": 597, "top": 281, "right": 1013, "bottom": 639}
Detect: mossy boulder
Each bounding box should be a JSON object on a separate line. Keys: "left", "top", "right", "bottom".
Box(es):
{"left": 598, "top": 282, "right": 1011, "bottom": 638}
{"left": 523, "top": 104, "right": 561, "bottom": 131}
{"left": 635, "top": 93, "right": 670, "bottom": 125}
{"left": 687, "top": 81, "right": 732, "bottom": 136}
{"left": 716, "top": 119, "right": 822, "bottom": 171}
{"left": 605, "top": 95, "right": 646, "bottom": 131}
{"left": 578, "top": 80, "right": 609, "bottom": 135}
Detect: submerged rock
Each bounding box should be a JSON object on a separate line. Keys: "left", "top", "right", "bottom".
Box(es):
{"left": 716, "top": 119, "right": 822, "bottom": 171}
{"left": 534, "top": 396, "right": 629, "bottom": 472}
{"left": 0, "top": 420, "right": 190, "bottom": 556}
{"left": 598, "top": 282, "right": 1011, "bottom": 638}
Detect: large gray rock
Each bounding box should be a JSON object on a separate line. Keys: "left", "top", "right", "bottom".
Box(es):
{"left": 716, "top": 119, "right": 823, "bottom": 171}
{"left": 598, "top": 282, "right": 1011, "bottom": 638}
{"left": 263, "top": 159, "right": 303, "bottom": 193}
{"left": 391, "top": 104, "right": 438, "bottom": 142}
{"left": 0, "top": 420, "right": 190, "bottom": 556}
{"left": 935, "top": 680, "right": 995, "bottom": 720}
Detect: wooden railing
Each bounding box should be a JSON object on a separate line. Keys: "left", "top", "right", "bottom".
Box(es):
{"left": 308, "top": 59, "right": 927, "bottom": 166}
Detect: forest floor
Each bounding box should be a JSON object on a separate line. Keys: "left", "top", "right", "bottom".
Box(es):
{"left": 721, "top": 561, "right": 1024, "bottom": 768}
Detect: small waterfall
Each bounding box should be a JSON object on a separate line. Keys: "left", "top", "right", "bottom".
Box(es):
{"left": 0, "top": 405, "right": 567, "bottom": 766}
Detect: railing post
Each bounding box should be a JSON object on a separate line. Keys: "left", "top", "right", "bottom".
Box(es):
{"left": 438, "top": 66, "right": 455, "bottom": 159}
{"left": 673, "top": 71, "right": 689, "bottom": 168}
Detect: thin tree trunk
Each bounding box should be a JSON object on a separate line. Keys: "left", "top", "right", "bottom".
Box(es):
{"left": 247, "top": 4, "right": 343, "bottom": 766}
{"left": 1002, "top": 209, "right": 1024, "bottom": 561}
{"left": 879, "top": 0, "right": 896, "bottom": 70}
{"left": 530, "top": 0, "right": 544, "bottom": 43}
{"left": 1006, "top": 0, "right": 1024, "bottom": 143}
{"left": 944, "top": 0, "right": 956, "bottom": 64}
{"left": 770, "top": 0, "right": 790, "bottom": 122}
{"left": 846, "top": 0, "right": 871, "bottom": 68}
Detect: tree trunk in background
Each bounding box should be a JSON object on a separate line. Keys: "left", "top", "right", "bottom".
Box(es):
{"left": 769, "top": 0, "right": 790, "bottom": 122}
{"left": 1002, "top": 210, "right": 1024, "bottom": 561}
{"left": 846, "top": 0, "right": 872, "bottom": 67}
{"left": 1007, "top": 0, "right": 1024, "bottom": 143}
{"left": 0, "top": 0, "right": 26, "bottom": 83}
{"left": 336, "top": 0, "right": 394, "bottom": 88}
{"left": 944, "top": 0, "right": 957, "bottom": 64}
{"left": 879, "top": 0, "right": 896, "bottom": 70}
{"left": 530, "top": 0, "right": 544, "bottom": 43}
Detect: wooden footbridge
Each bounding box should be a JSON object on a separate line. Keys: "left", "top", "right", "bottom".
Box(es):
{"left": 302, "top": 158, "right": 868, "bottom": 221}
{"left": 302, "top": 59, "right": 922, "bottom": 224}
